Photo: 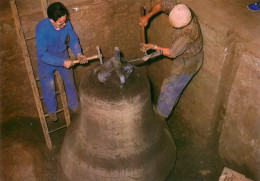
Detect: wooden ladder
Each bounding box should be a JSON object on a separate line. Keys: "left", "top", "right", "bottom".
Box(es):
{"left": 10, "top": 0, "right": 71, "bottom": 150}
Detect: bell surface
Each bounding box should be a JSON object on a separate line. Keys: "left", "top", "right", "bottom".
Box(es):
{"left": 60, "top": 65, "right": 176, "bottom": 181}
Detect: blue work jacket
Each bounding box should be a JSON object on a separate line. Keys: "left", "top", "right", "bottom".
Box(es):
{"left": 35, "top": 18, "right": 82, "bottom": 67}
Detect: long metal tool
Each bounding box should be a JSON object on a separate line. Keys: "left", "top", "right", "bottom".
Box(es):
{"left": 128, "top": 50, "right": 162, "bottom": 63}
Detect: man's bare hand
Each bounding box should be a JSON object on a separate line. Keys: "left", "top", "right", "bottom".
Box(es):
{"left": 63, "top": 59, "right": 75, "bottom": 68}
{"left": 139, "top": 15, "right": 149, "bottom": 27}
{"left": 77, "top": 54, "right": 88, "bottom": 64}
{"left": 140, "top": 43, "right": 155, "bottom": 52}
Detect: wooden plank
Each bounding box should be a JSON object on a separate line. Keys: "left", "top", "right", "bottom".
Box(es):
{"left": 44, "top": 108, "right": 64, "bottom": 117}
{"left": 55, "top": 72, "right": 71, "bottom": 126}
{"left": 25, "top": 36, "right": 35, "bottom": 41}
{"left": 10, "top": 0, "right": 53, "bottom": 150}
{"left": 48, "top": 125, "right": 67, "bottom": 134}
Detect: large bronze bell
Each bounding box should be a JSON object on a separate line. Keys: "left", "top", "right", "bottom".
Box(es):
{"left": 60, "top": 48, "right": 176, "bottom": 181}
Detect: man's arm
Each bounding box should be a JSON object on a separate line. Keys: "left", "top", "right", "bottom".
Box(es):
{"left": 66, "top": 21, "right": 88, "bottom": 64}
{"left": 141, "top": 36, "right": 190, "bottom": 58}
{"left": 139, "top": 2, "right": 162, "bottom": 26}
{"left": 141, "top": 43, "right": 172, "bottom": 58}
{"left": 139, "top": 0, "right": 178, "bottom": 26}
{"left": 66, "top": 21, "right": 82, "bottom": 56}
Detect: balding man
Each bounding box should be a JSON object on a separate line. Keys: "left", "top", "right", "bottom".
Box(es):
{"left": 139, "top": 2, "right": 203, "bottom": 119}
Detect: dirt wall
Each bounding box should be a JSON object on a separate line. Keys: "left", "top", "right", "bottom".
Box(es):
{"left": 144, "top": 0, "right": 260, "bottom": 179}
{"left": 0, "top": 0, "right": 37, "bottom": 121}
{"left": 1, "top": 0, "right": 259, "bottom": 180}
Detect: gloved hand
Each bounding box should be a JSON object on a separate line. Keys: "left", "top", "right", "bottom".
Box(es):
{"left": 76, "top": 54, "right": 88, "bottom": 64}
{"left": 140, "top": 43, "right": 156, "bottom": 52}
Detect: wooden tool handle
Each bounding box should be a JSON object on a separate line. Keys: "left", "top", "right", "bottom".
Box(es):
{"left": 73, "top": 60, "right": 80, "bottom": 64}
{"left": 140, "top": 7, "right": 146, "bottom": 44}
{"left": 86, "top": 55, "right": 99, "bottom": 61}
{"left": 73, "top": 55, "right": 100, "bottom": 64}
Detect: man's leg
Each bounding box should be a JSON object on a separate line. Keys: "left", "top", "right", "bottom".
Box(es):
{"left": 38, "top": 67, "right": 57, "bottom": 115}
{"left": 156, "top": 74, "right": 193, "bottom": 118}
{"left": 57, "top": 67, "right": 79, "bottom": 111}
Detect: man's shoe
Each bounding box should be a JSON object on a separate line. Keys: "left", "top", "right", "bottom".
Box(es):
{"left": 248, "top": 2, "right": 260, "bottom": 11}
{"left": 153, "top": 105, "right": 167, "bottom": 121}
{"left": 49, "top": 113, "right": 58, "bottom": 122}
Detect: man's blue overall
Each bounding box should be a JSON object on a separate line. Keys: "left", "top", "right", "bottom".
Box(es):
{"left": 35, "top": 18, "right": 81, "bottom": 113}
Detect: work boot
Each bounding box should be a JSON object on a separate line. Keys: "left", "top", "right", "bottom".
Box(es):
{"left": 49, "top": 112, "right": 58, "bottom": 122}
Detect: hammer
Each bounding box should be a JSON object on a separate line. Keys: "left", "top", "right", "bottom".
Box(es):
{"left": 64, "top": 36, "right": 103, "bottom": 64}
{"left": 73, "top": 46, "right": 103, "bottom": 64}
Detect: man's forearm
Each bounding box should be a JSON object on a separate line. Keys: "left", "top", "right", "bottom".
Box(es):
{"left": 153, "top": 45, "right": 172, "bottom": 58}
{"left": 146, "top": 2, "right": 162, "bottom": 19}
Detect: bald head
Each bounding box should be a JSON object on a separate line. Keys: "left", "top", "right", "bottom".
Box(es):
{"left": 169, "top": 4, "right": 191, "bottom": 28}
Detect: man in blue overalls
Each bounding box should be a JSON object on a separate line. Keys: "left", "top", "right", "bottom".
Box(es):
{"left": 35, "top": 2, "right": 87, "bottom": 121}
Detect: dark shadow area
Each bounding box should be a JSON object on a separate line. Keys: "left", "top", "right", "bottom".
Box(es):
{"left": 0, "top": 117, "right": 68, "bottom": 181}
{"left": 167, "top": 116, "right": 225, "bottom": 181}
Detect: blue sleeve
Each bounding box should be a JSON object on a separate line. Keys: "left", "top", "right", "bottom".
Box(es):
{"left": 35, "top": 22, "right": 65, "bottom": 66}
{"left": 67, "top": 21, "right": 82, "bottom": 57}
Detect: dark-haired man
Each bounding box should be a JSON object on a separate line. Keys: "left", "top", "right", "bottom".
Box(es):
{"left": 139, "top": 2, "right": 203, "bottom": 119}
{"left": 35, "top": 2, "right": 87, "bottom": 121}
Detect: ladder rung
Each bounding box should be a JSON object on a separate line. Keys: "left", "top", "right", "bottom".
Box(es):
{"left": 44, "top": 108, "right": 64, "bottom": 117}
{"left": 35, "top": 74, "right": 57, "bottom": 82}
{"left": 25, "top": 36, "right": 35, "bottom": 41}
{"left": 48, "top": 125, "right": 67, "bottom": 134}
{"left": 19, "top": 11, "right": 42, "bottom": 18}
